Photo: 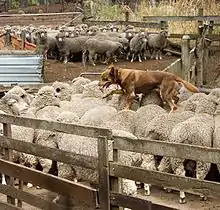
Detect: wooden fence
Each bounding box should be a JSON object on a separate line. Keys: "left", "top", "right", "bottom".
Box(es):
{"left": 0, "top": 31, "right": 36, "bottom": 51}
{"left": 0, "top": 111, "right": 220, "bottom": 209}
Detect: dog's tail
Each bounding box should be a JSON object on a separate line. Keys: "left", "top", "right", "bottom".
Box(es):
{"left": 175, "top": 76, "right": 199, "bottom": 93}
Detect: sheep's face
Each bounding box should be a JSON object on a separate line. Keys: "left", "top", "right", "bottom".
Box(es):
{"left": 56, "top": 33, "right": 65, "bottom": 43}
{"left": 8, "top": 86, "right": 32, "bottom": 105}
{"left": 3, "top": 94, "right": 29, "bottom": 115}
{"left": 31, "top": 86, "right": 60, "bottom": 110}
{"left": 160, "top": 30, "right": 169, "bottom": 38}
{"left": 52, "top": 82, "right": 71, "bottom": 101}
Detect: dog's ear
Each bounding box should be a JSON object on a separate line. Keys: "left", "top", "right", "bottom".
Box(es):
{"left": 109, "top": 65, "right": 119, "bottom": 81}
{"left": 109, "top": 64, "right": 115, "bottom": 77}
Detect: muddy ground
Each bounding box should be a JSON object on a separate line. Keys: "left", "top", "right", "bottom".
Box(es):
{"left": 43, "top": 55, "right": 177, "bottom": 83}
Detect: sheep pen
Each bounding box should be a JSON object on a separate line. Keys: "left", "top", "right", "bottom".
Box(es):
{"left": 0, "top": 77, "right": 219, "bottom": 210}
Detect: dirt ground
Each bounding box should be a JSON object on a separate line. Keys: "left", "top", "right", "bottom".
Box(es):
{"left": 43, "top": 55, "right": 177, "bottom": 83}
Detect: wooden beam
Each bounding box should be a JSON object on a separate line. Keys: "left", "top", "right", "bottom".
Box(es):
{"left": 0, "top": 136, "right": 98, "bottom": 170}
{"left": 0, "top": 201, "right": 22, "bottom": 210}
{"left": 110, "top": 192, "right": 177, "bottom": 210}
{"left": 113, "top": 135, "right": 220, "bottom": 164}
{"left": 109, "top": 163, "right": 220, "bottom": 198}
{"left": 98, "top": 136, "right": 110, "bottom": 210}
{"left": 143, "top": 15, "right": 220, "bottom": 22}
{"left": 0, "top": 12, "right": 82, "bottom": 17}
{"left": 0, "top": 113, "right": 112, "bottom": 139}
{"left": 3, "top": 123, "right": 15, "bottom": 205}
{"left": 0, "top": 159, "right": 98, "bottom": 207}
{"left": 169, "top": 33, "right": 220, "bottom": 40}
{"left": 84, "top": 20, "right": 162, "bottom": 28}
{"left": 0, "top": 184, "right": 66, "bottom": 210}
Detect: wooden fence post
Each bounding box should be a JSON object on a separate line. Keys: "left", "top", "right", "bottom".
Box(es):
{"left": 21, "top": 30, "right": 26, "bottom": 50}
{"left": 4, "top": 28, "right": 11, "bottom": 47}
{"left": 3, "top": 123, "right": 16, "bottom": 206}
{"left": 197, "top": 8, "right": 203, "bottom": 34}
{"left": 181, "top": 35, "right": 190, "bottom": 81}
{"left": 110, "top": 147, "right": 122, "bottom": 210}
{"left": 98, "top": 136, "right": 110, "bottom": 210}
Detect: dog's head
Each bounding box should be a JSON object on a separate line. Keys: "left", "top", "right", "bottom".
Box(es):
{"left": 98, "top": 64, "right": 120, "bottom": 91}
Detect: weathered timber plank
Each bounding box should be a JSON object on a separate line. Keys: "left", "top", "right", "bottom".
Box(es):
{"left": 0, "top": 113, "right": 112, "bottom": 139}
{"left": 109, "top": 163, "right": 220, "bottom": 198}
{"left": 110, "top": 192, "right": 177, "bottom": 210}
{"left": 0, "top": 159, "right": 98, "bottom": 207}
{"left": 3, "top": 123, "right": 16, "bottom": 205}
{"left": 113, "top": 135, "right": 220, "bottom": 164}
{"left": 169, "top": 33, "right": 220, "bottom": 40}
{"left": 98, "top": 137, "right": 110, "bottom": 210}
{"left": 0, "top": 12, "right": 81, "bottom": 17}
{"left": 142, "top": 15, "right": 220, "bottom": 22}
{"left": 0, "top": 136, "right": 98, "bottom": 170}
{"left": 0, "top": 201, "right": 22, "bottom": 210}
{"left": 84, "top": 20, "right": 162, "bottom": 28}
{"left": 0, "top": 184, "right": 66, "bottom": 210}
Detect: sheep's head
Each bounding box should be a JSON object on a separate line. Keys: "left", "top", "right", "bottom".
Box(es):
{"left": 8, "top": 86, "right": 32, "bottom": 105}
{"left": 30, "top": 86, "right": 60, "bottom": 113}
{"left": 2, "top": 93, "right": 29, "bottom": 115}
{"left": 52, "top": 81, "right": 71, "bottom": 101}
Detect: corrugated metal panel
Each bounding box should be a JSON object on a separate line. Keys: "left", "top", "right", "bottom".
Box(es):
{"left": 0, "top": 54, "right": 43, "bottom": 85}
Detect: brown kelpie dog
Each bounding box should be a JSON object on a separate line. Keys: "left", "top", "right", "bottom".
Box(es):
{"left": 98, "top": 64, "right": 199, "bottom": 113}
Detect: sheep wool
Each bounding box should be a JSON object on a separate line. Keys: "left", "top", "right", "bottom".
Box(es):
{"left": 104, "top": 110, "right": 137, "bottom": 134}
{"left": 80, "top": 105, "right": 117, "bottom": 127}
{"left": 134, "top": 104, "right": 167, "bottom": 137}
{"left": 52, "top": 81, "right": 72, "bottom": 101}
{"left": 70, "top": 77, "right": 91, "bottom": 95}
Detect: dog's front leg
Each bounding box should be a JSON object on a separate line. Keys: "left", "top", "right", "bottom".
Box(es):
{"left": 124, "top": 92, "right": 135, "bottom": 110}
{"left": 103, "top": 89, "right": 124, "bottom": 99}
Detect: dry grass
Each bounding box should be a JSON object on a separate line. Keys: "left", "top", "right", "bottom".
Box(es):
{"left": 88, "top": 0, "right": 220, "bottom": 34}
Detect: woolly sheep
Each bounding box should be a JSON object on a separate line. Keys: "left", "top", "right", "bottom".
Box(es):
{"left": 28, "top": 86, "right": 60, "bottom": 114}
{"left": 0, "top": 110, "right": 38, "bottom": 187}
{"left": 134, "top": 104, "right": 167, "bottom": 137}
{"left": 53, "top": 112, "right": 140, "bottom": 204}
{"left": 35, "top": 105, "right": 61, "bottom": 120}
{"left": 2, "top": 93, "right": 29, "bottom": 115}
{"left": 79, "top": 105, "right": 117, "bottom": 126}
{"left": 35, "top": 111, "right": 80, "bottom": 185}
{"left": 82, "top": 81, "right": 104, "bottom": 98}
{"left": 69, "top": 97, "right": 106, "bottom": 118}
{"left": 52, "top": 81, "right": 72, "bottom": 101}
{"left": 163, "top": 94, "right": 216, "bottom": 204}
{"left": 142, "top": 110, "right": 194, "bottom": 196}
{"left": 147, "top": 30, "right": 168, "bottom": 60}
{"left": 7, "top": 86, "right": 34, "bottom": 105}
{"left": 107, "top": 94, "right": 140, "bottom": 111}
{"left": 183, "top": 93, "right": 207, "bottom": 112}
{"left": 140, "top": 89, "right": 164, "bottom": 107}
{"left": 104, "top": 110, "right": 137, "bottom": 134}
{"left": 209, "top": 89, "right": 220, "bottom": 173}
{"left": 70, "top": 77, "right": 91, "bottom": 95}
{"left": 145, "top": 111, "right": 195, "bottom": 142}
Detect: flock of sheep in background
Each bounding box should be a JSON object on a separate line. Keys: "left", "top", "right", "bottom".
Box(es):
{"left": 0, "top": 76, "right": 220, "bottom": 208}
{"left": 3, "top": 23, "right": 171, "bottom": 66}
